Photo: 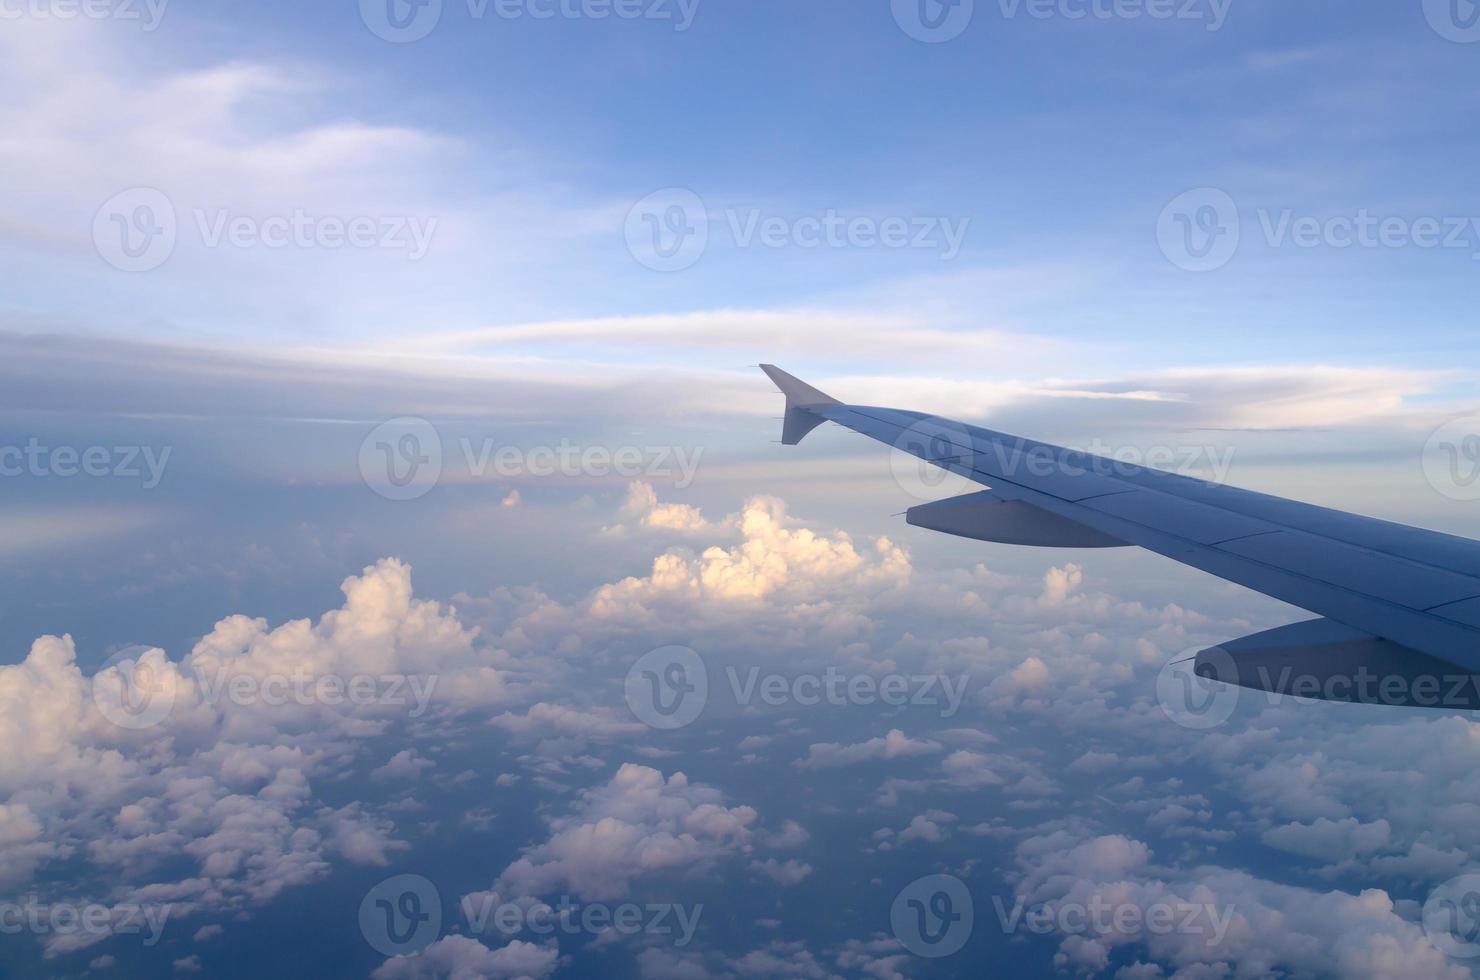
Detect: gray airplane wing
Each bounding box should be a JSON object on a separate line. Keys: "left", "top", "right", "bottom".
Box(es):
{"left": 761, "top": 364, "right": 1480, "bottom": 709}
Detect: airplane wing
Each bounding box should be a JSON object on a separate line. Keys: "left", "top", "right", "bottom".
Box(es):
{"left": 760, "top": 364, "right": 1480, "bottom": 710}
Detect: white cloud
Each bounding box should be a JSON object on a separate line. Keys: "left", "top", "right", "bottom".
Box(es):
{"left": 1010, "top": 831, "right": 1470, "bottom": 979}
{"left": 0, "top": 559, "right": 531, "bottom": 954}
{"left": 750, "top": 858, "right": 814, "bottom": 886}
{"left": 485, "top": 764, "right": 758, "bottom": 902}
{"left": 796, "top": 730, "right": 942, "bottom": 770}
{"left": 371, "top": 936, "right": 559, "bottom": 980}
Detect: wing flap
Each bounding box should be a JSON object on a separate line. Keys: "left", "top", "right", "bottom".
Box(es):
{"left": 907, "top": 490, "right": 1129, "bottom": 549}
{"left": 1192, "top": 618, "right": 1480, "bottom": 709}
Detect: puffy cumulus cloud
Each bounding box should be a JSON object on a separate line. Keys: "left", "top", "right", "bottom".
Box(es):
{"left": 483, "top": 764, "right": 759, "bottom": 902}
{"left": 1261, "top": 817, "right": 1392, "bottom": 863}
{"left": 371, "top": 749, "right": 436, "bottom": 782}
{"left": 489, "top": 702, "right": 646, "bottom": 740}
{"left": 589, "top": 494, "right": 909, "bottom": 611}
{"left": 604, "top": 482, "right": 720, "bottom": 537}
{"left": 637, "top": 946, "right": 719, "bottom": 980}
{"left": 750, "top": 858, "right": 814, "bottom": 885}
{"left": 720, "top": 937, "right": 914, "bottom": 980}
{"left": 1040, "top": 564, "right": 1084, "bottom": 607}
{"left": 458, "top": 488, "right": 919, "bottom": 676}
{"left": 371, "top": 936, "right": 559, "bottom": 980}
{"left": 1007, "top": 831, "right": 1469, "bottom": 979}
{"left": 0, "top": 802, "right": 58, "bottom": 887}
{"left": 762, "top": 819, "right": 811, "bottom": 849}
{"left": 872, "top": 748, "right": 1056, "bottom": 807}
{"left": 1192, "top": 714, "right": 1480, "bottom": 885}
{"left": 796, "top": 730, "right": 942, "bottom": 770}
{"left": 185, "top": 558, "right": 528, "bottom": 725}
{"left": 0, "top": 560, "right": 535, "bottom": 954}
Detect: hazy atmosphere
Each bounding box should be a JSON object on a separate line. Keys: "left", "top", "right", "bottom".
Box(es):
{"left": 4, "top": 1, "right": 1480, "bottom": 977}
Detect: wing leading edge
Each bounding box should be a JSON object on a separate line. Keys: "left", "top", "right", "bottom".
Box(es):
{"left": 760, "top": 364, "right": 1480, "bottom": 710}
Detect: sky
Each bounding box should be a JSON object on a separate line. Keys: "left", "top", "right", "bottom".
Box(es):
{"left": 4, "top": 0, "right": 1480, "bottom": 978}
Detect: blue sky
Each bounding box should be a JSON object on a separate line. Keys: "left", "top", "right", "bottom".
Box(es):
{"left": 4, "top": 2, "right": 1480, "bottom": 979}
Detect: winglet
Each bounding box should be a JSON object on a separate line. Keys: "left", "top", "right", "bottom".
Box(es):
{"left": 759, "top": 364, "right": 840, "bottom": 446}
